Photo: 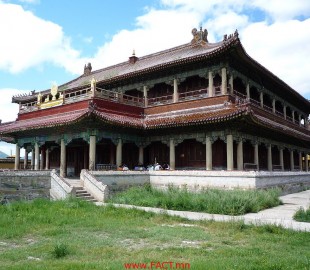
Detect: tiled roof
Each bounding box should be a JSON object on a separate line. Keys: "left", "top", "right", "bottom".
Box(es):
{"left": 12, "top": 36, "right": 238, "bottom": 102}
{"left": 0, "top": 103, "right": 246, "bottom": 134}
{"left": 0, "top": 109, "right": 88, "bottom": 133}
{"left": 144, "top": 103, "right": 246, "bottom": 129}
{"left": 0, "top": 136, "right": 14, "bottom": 143}
{"left": 250, "top": 113, "right": 310, "bottom": 141}
{"left": 93, "top": 110, "right": 144, "bottom": 128}
{"left": 1, "top": 101, "right": 309, "bottom": 142}
{"left": 0, "top": 107, "right": 144, "bottom": 134}
{"left": 64, "top": 40, "right": 231, "bottom": 89}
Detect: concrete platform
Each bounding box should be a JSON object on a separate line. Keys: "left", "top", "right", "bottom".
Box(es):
{"left": 91, "top": 170, "right": 310, "bottom": 194}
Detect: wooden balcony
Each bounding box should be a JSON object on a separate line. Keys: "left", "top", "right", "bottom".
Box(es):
{"left": 17, "top": 85, "right": 309, "bottom": 131}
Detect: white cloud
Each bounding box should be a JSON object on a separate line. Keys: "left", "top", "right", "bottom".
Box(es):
{"left": 206, "top": 11, "right": 249, "bottom": 40}
{"left": 92, "top": 8, "right": 203, "bottom": 68}
{"left": 0, "top": 0, "right": 309, "bottom": 98}
{"left": 18, "top": 0, "right": 40, "bottom": 4}
{"left": 242, "top": 18, "right": 310, "bottom": 95}
{"left": 161, "top": 0, "right": 310, "bottom": 21}
{"left": 0, "top": 88, "right": 23, "bottom": 122}
{"left": 92, "top": 0, "right": 310, "bottom": 95}
{"left": 250, "top": 0, "right": 310, "bottom": 21}
{"left": 83, "top": 36, "right": 93, "bottom": 44}
{"left": 0, "top": 3, "right": 83, "bottom": 74}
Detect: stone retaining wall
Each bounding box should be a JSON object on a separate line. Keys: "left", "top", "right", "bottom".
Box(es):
{"left": 91, "top": 171, "right": 149, "bottom": 195}
{"left": 254, "top": 171, "right": 310, "bottom": 194}
{"left": 1, "top": 170, "right": 309, "bottom": 203}
{"left": 0, "top": 170, "right": 51, "bottom": 203}
{"left": 91, "top": 170, "right": 310, "bottom": 196}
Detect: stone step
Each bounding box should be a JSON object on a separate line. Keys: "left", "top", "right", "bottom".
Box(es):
{"left": 85, "top": 198, "right": 97, "bottom": 202}
{"left": 65, "top": 179, "right": 83, "bottom": 187}
{"left": 76, "top": 190, "right": 88, "bottom": 194}
{"left": 75, "top": 188, "right": 97, "bottom": 202}
{"left": 76, "top": 191, "right": 92, "bottom": 197}
{"left": 76, "top": 194, "right": 93, "bottom": 199}
{"left": 77, "top": 196, "right": 97, "bottom": 202}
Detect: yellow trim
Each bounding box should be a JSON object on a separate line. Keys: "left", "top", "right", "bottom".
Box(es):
{"left": 39, "top": 99, "right": 63, "bottom": 109}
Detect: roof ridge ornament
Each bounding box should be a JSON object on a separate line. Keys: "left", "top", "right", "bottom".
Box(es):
{"left": 84, "top": 63, "right": 92, "bottom": 76}
{"left": 51, "top": 83, "right": 58, "bottom": 101}
{"left": 191, "top": 26, "right": 208, "bottom": 45}
{"left": 223, "top": 29, "right": 239, "bottom": 42}
{"left": 129, "top": 49, "right": 139, "bottom": 64}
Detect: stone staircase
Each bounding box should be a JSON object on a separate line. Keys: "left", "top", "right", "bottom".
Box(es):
{"left": 75, "top": 187, "right": 97, "bottom": 202}
{"left": 65, "top": 178, "right": 97, "bottom": 203}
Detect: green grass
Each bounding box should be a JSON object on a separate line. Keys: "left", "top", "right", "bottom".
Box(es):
{"left": 109, "top": 185, "right": 281, "bottom": 215}
{"left": 52, "top": 243, "right": 70, "bottom": 258}
{"left": 0, "top": 198, "right": 309, "bottom": 270}
{"left": 294, "top": 207, "right": 310, "bottom": 222}
{"left": 0, "top": 198, "right": 310, "bottom": 269}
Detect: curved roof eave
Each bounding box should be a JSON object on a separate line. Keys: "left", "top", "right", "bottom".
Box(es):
{"left": 233, "top": 42, "right": 310, "bottom": 111}
{"left": 12, "top": 38, "right": 237, "bottom": 103}
{"left": 247, "top": 110, "right": 310, "bottom": 142}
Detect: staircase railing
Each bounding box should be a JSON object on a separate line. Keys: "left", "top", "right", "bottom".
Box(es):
{"left": 80, "top": 169, "right": 109, "bottom": 202}
{"left": 50, "top": 169, "right": 74, "bottom": 200}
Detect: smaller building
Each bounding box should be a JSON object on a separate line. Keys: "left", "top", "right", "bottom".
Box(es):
{"left": 0, "top": 156, "right": 15, "bottom": 170}
{"left": 0, "top": 156, "right": 30, "bottom": 170}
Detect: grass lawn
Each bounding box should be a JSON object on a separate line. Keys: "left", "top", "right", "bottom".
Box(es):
{"left": 0, "top": 198, "right": 309, "bottom": 270}
{"left": 294, "top": 207, "right": 310, "bottom": 223}
{"left": 109, "top": 185, "right": 281, "bottom": 215}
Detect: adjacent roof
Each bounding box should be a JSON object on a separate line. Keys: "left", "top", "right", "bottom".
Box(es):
{"left": 12, "top": 29, "right": 238, "bottom": 102}
{"left": 144, "top": 103, "right": 245, "bottom": 129}
{"left": 1, "top": 99, "right": 310, "bottom": 145}
{"left": 11, "top": 28, "right": 310, "bottom": 112}
{"left": 0, "top": 103, "right": 241, "bottom": 135}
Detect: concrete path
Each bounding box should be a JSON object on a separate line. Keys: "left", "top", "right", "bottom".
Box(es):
{"left": 244, "top": 190, "right": 310, "bottom": 231}
{"left": 95, "top": 190, "right": 310, "bottom": 232}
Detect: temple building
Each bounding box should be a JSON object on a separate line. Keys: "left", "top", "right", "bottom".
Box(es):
{"left": 1, "top": 27, "right": 310, "bottom": 178}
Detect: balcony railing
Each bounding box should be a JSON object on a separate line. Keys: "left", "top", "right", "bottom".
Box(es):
{"left": 64, "top": 87, "right": 92, "bottom": 104}
{"left": 214, "top": 86, "right": 221, "bottom": 96}
{"left": 96, "top": 87, "right": 144, "bottom": 107}
{"left": 275, "top": 110, "right": 284, "bottom": 117}
{"left": 148, "top": 94, "right": 173, "bottom": 106}
{"left": 17, "top": 85, "right": 307, "bottom": 129}
{"left": 263, "top": 104, "right": 273, "bottom": 113}
{"left": 19, "top": 102, "right": 38, "bottom": 113}
{"left": 179, "top": 88, "right": 208, "bottom": 101}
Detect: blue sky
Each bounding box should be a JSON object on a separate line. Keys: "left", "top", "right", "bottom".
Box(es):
{"left": 0, "top": 0, "right": 159, "bottom": 90}
{"left": 1, "top": 0, "right": 310, "bottom": 155}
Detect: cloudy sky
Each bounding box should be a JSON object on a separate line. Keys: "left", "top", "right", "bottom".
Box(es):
{"left": 0, "top": 0, "right": 310, "bottom": 155}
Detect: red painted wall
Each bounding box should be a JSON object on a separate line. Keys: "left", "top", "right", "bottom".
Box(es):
{"left": 18, "top": 100, "right": 89, "bottom": 120}
{"left": 17, "top": 97, "right": 144, "bottom": 121}
{"left": 94, "top": 98, "right": 143, "bottom": 117}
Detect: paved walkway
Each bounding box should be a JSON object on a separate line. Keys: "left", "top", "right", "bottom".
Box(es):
{"left": 96, "top": 190, "right": 310, "bottom": 232}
